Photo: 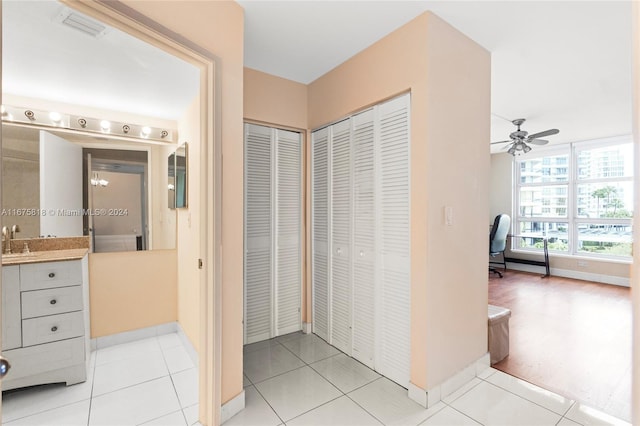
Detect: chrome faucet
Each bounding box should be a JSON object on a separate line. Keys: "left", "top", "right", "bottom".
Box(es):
{"left": 2, "top": 225, "right": 21, "bottom": 254}
{"left": 1, "top": 226, "right": 9, "bottom": 254}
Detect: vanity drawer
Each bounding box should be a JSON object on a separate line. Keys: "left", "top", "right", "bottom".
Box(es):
{"left": 20, "top": 260, "right": 83, "bottom": 291}
{"left": 22, "top": 311, "right": 84, "bottom": 347}
{"left": 21, "top": 286, "right": 83, "bottom": 319}
{"left": 2, "top": 337, "right": 85, "bottom": 380}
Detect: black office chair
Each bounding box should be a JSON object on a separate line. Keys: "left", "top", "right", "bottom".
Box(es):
{"left": 489, "top": 214, "right": 511, "bottom": 278}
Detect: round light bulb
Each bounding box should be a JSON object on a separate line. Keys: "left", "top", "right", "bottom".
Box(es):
{"left": 141, "top": 126, "right": 151, "bottom": 137}
{"left": 49, "top": 112, "right": 62, "bottom": 123}
{"left": 100, "top": 120, "right": 111, "bottom": 131}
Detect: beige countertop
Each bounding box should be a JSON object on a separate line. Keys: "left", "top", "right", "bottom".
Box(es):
{"left": 1, "top": 248, "right": 89, "bottom": 266}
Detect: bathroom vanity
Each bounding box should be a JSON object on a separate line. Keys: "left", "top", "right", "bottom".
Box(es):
{"left": 1, "top": 245, "right": 90, "bottom": 391}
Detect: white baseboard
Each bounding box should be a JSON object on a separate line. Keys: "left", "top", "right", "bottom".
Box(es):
{"left": 506, "top": 263, "right": 630, "bottom": 287}
{"left": 302, "top": 322, "right": 312, "bottom": 334}
{"left": 220, "top": 389, "right": 245, "bottom": 424}
{"left": 408, "top": 353, "right": 491, "bottom": 408}
{"left": 176, "top": 323, "right": 199, "bottom": 368}
{"left": 91, "top": 322, "right": 180, "bottom": 350}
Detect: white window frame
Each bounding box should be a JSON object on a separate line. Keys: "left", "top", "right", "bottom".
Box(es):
{"left": 513, "top": 135, "right": 633, "bottom": 260}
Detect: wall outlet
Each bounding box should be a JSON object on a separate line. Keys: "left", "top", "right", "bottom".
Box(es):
{"left": 577, "top": 260, "right": 589, "bottom": 268}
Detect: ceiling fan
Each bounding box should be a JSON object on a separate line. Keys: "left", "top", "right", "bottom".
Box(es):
{"left": 491, "top": 118, "right": 559, "bottom": 156}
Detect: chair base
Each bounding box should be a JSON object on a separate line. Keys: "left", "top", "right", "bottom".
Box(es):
{"left": 489, "top": 267, "right": 503, "bottom": 278}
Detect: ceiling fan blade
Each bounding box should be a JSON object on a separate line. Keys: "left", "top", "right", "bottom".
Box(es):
{"left": 528, "top": 139, "right": 549, "bottom": 145}
{"left": 527, "top": 129, "right": 559, "bottom": 139}
{"left": 490, "top": 140, "right": 512, "bottom": 145}
{"left": 501, "top": 143, "right": 514, "bottom": 151}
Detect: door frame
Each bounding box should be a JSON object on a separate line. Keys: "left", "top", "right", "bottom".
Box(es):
{"left": 55, "top": 1, "right": 221, "bottom": 424}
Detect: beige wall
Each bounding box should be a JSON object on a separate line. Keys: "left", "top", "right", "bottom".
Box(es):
{"left": 308, "top": 12, "right": 490, "bottom": 390}
{"left": 490, "top": 152, "right": 631, "bottom": 280}
{"left": 176, "top": 95, "right": 202, "bottom": 351}
{"left": 244, "top": 68, "right": 308, "bottom": 130}
{"left": 120, "top": 0, "right": 245, "bottom": 405}
{"left": 89, "top": 250, "right": 177, "bottom": 337}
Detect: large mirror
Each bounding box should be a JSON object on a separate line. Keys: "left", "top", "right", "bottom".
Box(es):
{"left": 1, "top": 123, "right": 176, "bottom": 252}
{"left": 168, "top": 142, "right": 188, "bottom": 209}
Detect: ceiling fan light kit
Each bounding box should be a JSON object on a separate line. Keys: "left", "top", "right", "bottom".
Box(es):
{"left": 491, "top": 118, "right": 559, "bottom": 156}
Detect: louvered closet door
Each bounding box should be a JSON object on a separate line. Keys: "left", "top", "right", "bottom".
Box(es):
{"left": 312, "top": 127, "right": 330, "bottom": 341}
{"left": 376, "top": 94, "right": 411, "bottom": 387}
{"left": 244, "top": 123, "right": 273, "bottom": 344}
{"left": 330, "top": 119, "right": 352, "bottom": 354}
{"left": 351, "top": 109, "right": 376, "bottom": 368}
{"left": 275, "top": 129, "right": 302, "bottom": 335}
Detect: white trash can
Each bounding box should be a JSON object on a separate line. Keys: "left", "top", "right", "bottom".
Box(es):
{"left": 488, "top": 304, "right": 511, "bottom": 365}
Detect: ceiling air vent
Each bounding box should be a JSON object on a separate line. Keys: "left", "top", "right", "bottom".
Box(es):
{"left": 54, "top": 8, "right": 110, "bottom": 39}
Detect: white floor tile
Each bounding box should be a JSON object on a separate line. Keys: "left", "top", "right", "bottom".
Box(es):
{"left": 223, "top": 385, "right": 281, "bottom": 426}
{"left": 486, "top": 370, "right": 574, "bottom": 415}
{"left": 172, "top": 368, "right": 199, "bottom": 408}
{"left": 89, "top": 376, "right": 181, "bottom": 426}
{"left": 93, "top": 350, "right": 169, "bottom": 396}
{"left": 141, "top": 410, "right": 187, "bottom": 425}
{"left": 243, "top": 339, "right": 282, "bottom": 354}
{"left": 310, "top": 353, "right": 380, "bottom": 393}
{"left": 275, "top": 331, "right": 305, "bottom": 343}
{"left": 419, "top": 406, "right": 481, "bottom": 426}
{"left": 281, "top": 334, "right": 341, "bottom": 364}
{"left": 2, "top": 380, "right": 93, "bottom": 423}
{"left": 449, "top": 381, "right": 562, "bottom": 426}
{"left": 95, "top": 337, "right": 162, "bottom": 366}
{"left": 254, "top": 366, "right": 342, "bottom": 422}
{"left": 287, "top": 395, "right": 382, "bottom": 426}
{"left": 348, "top": 378, "right": 444, "bottom": 426}
{"left": 477, "top": 366, "right": 498, "bottom": 380}
{"left": 4, "top": 399, "right": 90, "bottom": 426}
{"left": 243, "top": 344, "right": 305, "bottom": 383}
{"left": 158, "top": 333, "right": 183, "bottom": 350}
{"left": 557, "top": 417, "right": 582, "bottom": 426}
{"left": 442, "top": 378, "right": 482, "bottom": 405}
{"left": 183, "top": 404, "right": 199, "bottom": 426}
{"left": 243, "top": 374, "right": 252, "bottom": 388}
{"left": 564, "top": 402, "right": 631, "bottom": 426}
{"left": 163, "top": 344, "right": 195, "bottom": 374}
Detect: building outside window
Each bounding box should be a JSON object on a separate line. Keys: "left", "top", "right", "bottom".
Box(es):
{"left": 514, "top": 136, "right": 633, "bottom": 259}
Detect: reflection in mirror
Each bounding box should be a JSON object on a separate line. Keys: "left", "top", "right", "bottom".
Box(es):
{"left": 175, "top": 143, "right": 188, "bottom": 208}
{"left": 1, "top": 123, "right": 176, "bottom": 251}
{"left": 168, "top": 152, "right": 176, "bottom": 209}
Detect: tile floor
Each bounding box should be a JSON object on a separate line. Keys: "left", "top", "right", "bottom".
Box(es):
{"left": 1, "top": 331, "right": 631, "bottom": 426}
{"left": 237, "top": 331, "right": 632, "bottom": 426}
{"left": 1, "top": 333, "right": 199, "bottom": 425}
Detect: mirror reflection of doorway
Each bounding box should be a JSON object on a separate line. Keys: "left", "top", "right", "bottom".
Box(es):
{"left": 83, "top": 148, "right": 149, "bottom": 253}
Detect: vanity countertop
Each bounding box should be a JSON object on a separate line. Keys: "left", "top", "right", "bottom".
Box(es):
{"left": 1, "top": 248, "right": 89, "bottom": 266}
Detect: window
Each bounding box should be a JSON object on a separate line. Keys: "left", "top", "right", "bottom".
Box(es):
{"left": 514, "top": 137, "right": 633, "bottom": 259}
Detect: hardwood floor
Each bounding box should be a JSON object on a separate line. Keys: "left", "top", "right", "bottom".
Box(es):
{"left": 489, "top": 270, "right": 632, "bottom": 422}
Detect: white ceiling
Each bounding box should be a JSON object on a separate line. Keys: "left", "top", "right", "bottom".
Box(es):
{"left": 3, "top": 1, "right": 632, "bottom": 150}
{"left": 2, "top": 0, "right": 199, "bottom": 121}
{"left": 239, "top": 0, "right": 632, "bottom": 151}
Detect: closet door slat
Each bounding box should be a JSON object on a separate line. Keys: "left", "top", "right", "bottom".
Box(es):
{"left": 275, "top": 129, "right": 302, "bottom": 335}
{"left": 244, "top": 123, "right": 273, "bottom": 344}
{"left": 312, "top": 127, "right": 330, "bottom": 341}
{"left": 376, "top": 94, "right": 411, "bottom": 387}
{"left": 352, "top": 109, "right": 376, "bottom": 368}
{"left": 330, "top": 119, "right": 352, "bottom": 354}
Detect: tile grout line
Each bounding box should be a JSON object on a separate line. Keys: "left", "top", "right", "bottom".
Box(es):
{"left": 248, "top": 383, "right": 287, "bottom": 425}
{"left": 87, "top": 350, "right": 99, "bottom": 426}
{"left": 157, "top": 335, "right": 191, "bottom": 425}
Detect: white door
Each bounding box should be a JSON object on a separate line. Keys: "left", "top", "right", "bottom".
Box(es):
{"left": 39, "top": 131, "right": 82, "bottom": 237}
{"left": 329, "top": 119, "right": 352, "bottom": 354}
{"left": 351, "top": 109, "right": 376, "bottom": 368}
{"left": 311, "top": 127, "right": 330, "bottom": 341}
{"left": 244, "top": 123, "right": 273, "bottom": 344}
{"left": 375, "top": 94, "right": 411, "bottom": 387}
{"left": 274, "top": 129, "right": 302, "bottom": 335}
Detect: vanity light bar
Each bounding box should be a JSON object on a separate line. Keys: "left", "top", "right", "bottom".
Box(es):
{"left": 0, "top": 105, "right": 176, "bottom": 143}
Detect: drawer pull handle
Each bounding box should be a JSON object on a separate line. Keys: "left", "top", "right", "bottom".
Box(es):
{"left": 51, "top": 326, "right": 58, "bottom": 332}
{"left": 48, "top": 273, "right": 55, "bottom": 278}
{"left": 50, "top": 299, "right": 57, "bottom": 305}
